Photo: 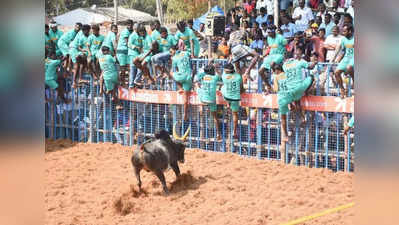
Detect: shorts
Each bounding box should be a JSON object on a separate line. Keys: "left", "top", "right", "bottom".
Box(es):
{"left": 70, "top": 48, "right": 86, "bottom": 63}
{"left": 103, "top": 73, "right": 118, "bottom": 91}
{"left": 337, "top": 57, "right": 354, "bottom": 72}
{"left": 261, "top": 54, "right": 284, "bottom": 70}
{"left": 45, "top": 79, "right": 58, "bottom": 89}
{"left": 231, "top": 44, "right": 253, "bottom": 63}
{"left": 58, "top": 40, "right": 70, "bottom": 57}
{"left": 277, "top": 94, "right": 293, "bottom": 115}
{"left": 224, "top": 97, "right": 240, "bottom": 112}
{"left": 152, "top": 52, "right": 170, "bottom": 66}
{"left": 173, "top": 72, "right": 192, "bottom": 91}
{"left": 291, "top": 76, "right": 313, "bottom": 101}
{"left": 278, "top": 76, "right": 313, "bottom": 114}
{"left": 116, "top": 52, "right": 129, "bottom": 66}
{"left": 204, "top": 102, "right": 217, "bottom": 112}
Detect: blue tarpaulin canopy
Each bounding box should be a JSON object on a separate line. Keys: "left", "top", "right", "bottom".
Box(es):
{"left": 193, "top": 6, "right": 224, "bottom": 31}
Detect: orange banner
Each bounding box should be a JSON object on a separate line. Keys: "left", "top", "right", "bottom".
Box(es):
{"left": 118, "top": 87, "right": 354, "bottom": 113}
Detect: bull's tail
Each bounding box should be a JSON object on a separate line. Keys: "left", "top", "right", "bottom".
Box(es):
{"left": 173, "top": 122, "right": 191, "bottom": 141}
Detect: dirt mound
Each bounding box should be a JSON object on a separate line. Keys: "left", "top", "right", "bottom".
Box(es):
{"left": 45, "top": 140, "right": 354, "bottom": 225}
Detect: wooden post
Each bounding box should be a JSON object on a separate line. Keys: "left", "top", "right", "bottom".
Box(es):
{"left": 208, "top": 0, "right": 212, "bottom": 59}
{"left": 274, "top": 0, "right": 279, "bottom": 27}
{"left": 114, "top": 0, "right": 118, "bottom": 24}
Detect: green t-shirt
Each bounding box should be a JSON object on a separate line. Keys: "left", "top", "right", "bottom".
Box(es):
{"left": 267, "top": 33, "right": 287, "bottom": 55}
{"left": 341, "top": 36, "right": 354, "bottom": 59}
{"left": 151, "top": 29, "right": 161, "bottom": 42}
{"left": 59, "top": 29, "right": 77, "bottom": 44}
{"left": 175, "top": 27, "right": 195, "bottom": 51}
{"left": 283, "top": 58, "right": 309, "bottom": 88}
{"left": 99, "top": 54, "right": 118, "bottom": 79}
{"left": 88, "top": 34, "right": 105, "bottom": 56}
{"left": 172, "top": 51, "right": 192, "bottom": 76}
{"left": 49, "top": 29, "right": 63, "bottom": 46}
{"left": 71, "top": 33, "right": 90, "bottom": 51}
{"left": 45, "top": 33, "right": 52, "bottom": 49}
{"left": 45, "top": 58, "right": 61, "bottom": 81}
{"left": 157, "top": 35, "right": 177, "bottom": 53}
{"left": 142, "top": 34, "right": 153, "bottom": 52}
{"left": 195, "top": 72, "right": 221, "bottom": 103}
{"left": 128, "top": 32, "right": 143, "bottom": 57}
{"left": 117, "top": 28, "right": 131, "bottom": 51}
{"left": 102, "top": 31, "right": 117, "bottom": 52}
{"left": 221, "top": 72, "right": 242, "bottom": 100}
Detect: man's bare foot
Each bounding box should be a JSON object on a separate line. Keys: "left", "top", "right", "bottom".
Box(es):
{"left": 116, "top": 104, "right": 123, "bottom": 110}
{"left": 216, "top": 134, "right": 222, "bottom": 141}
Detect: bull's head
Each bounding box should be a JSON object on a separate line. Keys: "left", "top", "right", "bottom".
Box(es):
{"left": 155, "top": 129, "right": 171, "bottom": 141}
{"left": 174, "top": 141, "right": 186, "bottom": 163}
{"left": 172, "top": 122, "right": 191, "bottom": 142}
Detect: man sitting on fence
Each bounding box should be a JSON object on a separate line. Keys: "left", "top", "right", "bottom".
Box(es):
{"left": 152, "top": 27, "right": 177, "bottom": 80}
{"left": 194, "top": 63, "right": 222, "bottom": 140}
{"left": 98, "top": 46, "right": 123, "bottom": 110}
{"left": 45, "top": 50, "right": 68, "bottom": 103}
{"left": 227, "top": 24, "right": 259, "bottom": 84}
{"left": 221, "top": 63, "right": 244, "bottom": 139}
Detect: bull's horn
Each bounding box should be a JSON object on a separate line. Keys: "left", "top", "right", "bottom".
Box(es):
{"left": 173, "top": 122, "right": 191, "bottom": 141}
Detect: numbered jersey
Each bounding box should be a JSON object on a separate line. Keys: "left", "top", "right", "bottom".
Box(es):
{"left": 99, "top": 54, "right": 117, "bottom": 79}
{"left": 172, "top": 51, "right": 192, "bottom": 75}
{"left": 282, "top": 58, "right": 309, "bottom": 89}
{"left": 196, "top": 72, "right": 220, "bottom": 103}
{"left": 273, "top": 72, "right": 289, "bottom": 94}
{"left": 221, "top": 72, "right": 242, "bottom": 100}
{"left": 341, "top": 36, "right": 354, "bottom": 59}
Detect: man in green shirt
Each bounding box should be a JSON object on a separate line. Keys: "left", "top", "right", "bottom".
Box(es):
{"left": 175, "top": 21, "right": 199, "bottom": 58}
{"left": 221, "top": 63, "right": 244, "bottom": 139}
{"left": 70, "top": 24, "right": 91, "bottom": 89}
{"left": 57, "top": 22, "right": 82, "bottom": 71}
{"left": 45, "top": 51, "right": 67, "bottom": 103}
{"left": 170, "top": 46, "right": 193, "bottom": 121}
{"left": 117, "top": 20, "right": 133, "bottom": 86}
{"left": 275, "top": 47, "right": 316, "bottom": 143}
{"left": 102, "top": 24, "right": 118, "bottom": 56}
{"left": 259, "top": 25, "right": 288, "bottom": 93}
{"left": 87, "top": 24, "right": 104, "bottom": 81}
{"left": 150, "top": 20, "right": 161, "bottom": 42}
{"left": 194, "top": 64, "right": 222, "bottom": 139}
{"left": 99, "top": 46, "right": 123, "bottom": 110}
{"left": 45, "top": 24, "right": 53, "bottom": 58}
{"left": 128, "top": 25, "right": 145, "bottom": 88}
{"left": 152, "top": 27, "right": 177, "bottom": 79}
{"left": 132, "top": 26, "right": 157, "bottom": 86}
{"left": 49, "top": 22, "right": 63, "bottom": 57}
{"left": 333, "top": 24, "right": 354, "bottom": 98}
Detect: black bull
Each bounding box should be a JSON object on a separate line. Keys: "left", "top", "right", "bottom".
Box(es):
{"left": 131, "top": 130, "right": 186, "bottom": 194}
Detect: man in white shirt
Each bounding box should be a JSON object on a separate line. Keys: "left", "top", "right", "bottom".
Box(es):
{"left": 328, "top": 0, "right": 345, "bottom": 17}
{"left": 323, "top": 26, "right": 342, "bottom": 62}
{"left": 292, "top": 0, "right": 314, "bottom": 32}
{"left": 264, "top": 0, "right": 274, "bottom": 16}
{"left": 256, "top": 0, "right": 267, "bottom": 11}
{"left": 346, "top": 0, "right": 354, "bottom": 19}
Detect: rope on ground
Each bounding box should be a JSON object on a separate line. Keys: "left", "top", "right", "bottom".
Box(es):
{"left": 280, "top": 202, "right": 355, "bottom": 225}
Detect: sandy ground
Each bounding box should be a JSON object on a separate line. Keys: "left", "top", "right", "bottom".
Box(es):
{"left": 45, "top": 139, "right": 354, "bottom": 225}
